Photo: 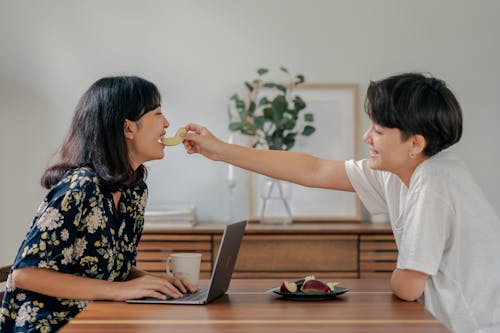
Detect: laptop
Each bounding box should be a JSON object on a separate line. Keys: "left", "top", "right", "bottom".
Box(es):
{"left": 126, "top": 220, "right": 247, "bottom": 305}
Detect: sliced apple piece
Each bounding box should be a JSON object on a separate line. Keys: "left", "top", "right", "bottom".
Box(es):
{"left": 161, "top": 127, "right": 186, "bottom": 146}
{"left": 326, "top": 282, "right": 339, "bottom": 291}
{"left": 304, "top": 275, "right": 316, "bottom": 281}
{"left": 280, "top": 280, "right": 297, "bottom": 293}
{"left": 301, "top": 279, "right": 331, "bottom": 294}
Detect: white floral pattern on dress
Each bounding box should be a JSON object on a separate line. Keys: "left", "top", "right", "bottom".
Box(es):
{"left": 36, "top": 208, "right": 64, "bottom": 231}
{"left": 0, "top": 167, "right": 147, "bottom": 333}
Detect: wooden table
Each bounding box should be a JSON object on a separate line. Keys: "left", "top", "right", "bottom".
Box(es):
{"left": 61, "top": 279, "right": 450, "bottom": 333}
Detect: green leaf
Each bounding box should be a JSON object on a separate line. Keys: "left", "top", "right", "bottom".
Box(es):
{"left": 301, "top": 125, "right": 316, "bottom": 136}
{"left": 280, "top": 66, "right": 289, "bottom": 74}
{"left": 243, "top": 124, "right": 257, "bottom": 136}
{"left": 293, "top": 96, "right": 306, "bottom": 112}
{"left": 229, "top": 122, "right": 243, "bottom": 131}
{"left": 263, "top": 107, "right": 274, "bottom": 119}
{"left": 230, "top": 94, "right": 239, "bottom": 101}
{"left": 235, "top": 100, "right": 245, "bottom": 110}
{"left": 275, "top": 84, "right": 287, "bottom": 94}
{"left": 270, "top": 136, "right": 283, "bottom": 150}
{"left": 248, "top": 101, "right": 256, "bottom": 114}
{"left": 263, "top": 82, "right": 276, "bottom": 89}
{"left": 304, "top": 113, "right": 314, "bottom": 122}
{"left": 283, "top": 118, "right": 296, "bottom": 130}
{"left": 254, "top": 115, "right": 266, "bottom": 130}
{"left": 294, "top": 74, "right": 305, "bottom": 85}
{"left": 238, "top": 110, "right": 249, "bottom": 121}
{"left": 272, "top": 95, "right": 288, "bottom": 113}
{"left": 245, "top": 81, "right": 254, "bottom": 92}
{"left": 283, "top": 133, "right": 297, "bottom": 150}
{"left": 259, "top": 96, "right": 270, "bottom": 106}
{"left": 257, "top": 68, "right": 269, "bottom": 76}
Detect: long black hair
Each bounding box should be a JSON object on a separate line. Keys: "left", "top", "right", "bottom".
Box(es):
{"left": 365, "top": 73, "right": 462, "bottom": 156}
{"left": 41, "top": 76, "right": 161, "bottom": 191}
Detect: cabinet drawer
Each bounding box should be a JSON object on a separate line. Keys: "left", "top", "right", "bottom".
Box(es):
{"left": 214, "top": 234, "right": 358, "bottom": 272}
{"left": 136, "top": 234, "right": 212, "bottom": 275}
{"left": 359, "top": 234, "right": 397, "bottom": 278}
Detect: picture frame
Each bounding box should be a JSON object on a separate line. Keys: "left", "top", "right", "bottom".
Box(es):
{"left": 247, "top": 83, "right": 361, "bottom": 222}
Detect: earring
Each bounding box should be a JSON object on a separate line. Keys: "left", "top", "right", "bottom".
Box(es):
{"left": 410, "top": 152, "right": 416, "bottom": 159}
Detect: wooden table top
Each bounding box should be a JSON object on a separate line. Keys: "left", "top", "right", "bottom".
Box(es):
{"left": 143, "top": 222, "right": 393, "bottom": 234}
{"left": 61, "top": 279, "right": 449, "bottom": 333}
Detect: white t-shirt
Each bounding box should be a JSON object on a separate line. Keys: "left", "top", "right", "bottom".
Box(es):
{"left": 345, "top": 150, "right": 500, "bottom": 333}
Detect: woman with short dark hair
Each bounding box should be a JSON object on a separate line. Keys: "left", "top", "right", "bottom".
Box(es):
{"left": 182, "top": 73, "right": 500, "bottom": 333}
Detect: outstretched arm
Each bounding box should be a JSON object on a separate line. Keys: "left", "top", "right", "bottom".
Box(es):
{"left": 182, "top": 123, "right": 354, "bottom": 192}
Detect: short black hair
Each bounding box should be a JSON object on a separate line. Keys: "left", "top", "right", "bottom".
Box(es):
{"left": 41, "top": 76, "right": 162, "bottom": 191}
{"left": 365, "top": 73, "right": 462, "bottom": 156}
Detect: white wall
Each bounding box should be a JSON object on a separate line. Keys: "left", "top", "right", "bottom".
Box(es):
{"left": 1, "top": 0, "right": 499, "bottom": 265}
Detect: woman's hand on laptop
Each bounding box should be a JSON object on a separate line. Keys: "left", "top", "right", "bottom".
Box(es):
{"left": 114, "top": 275, "right": 186, "bottom": 301}
{"left": 165, "top": 274, "right": 198, "bottom": 294}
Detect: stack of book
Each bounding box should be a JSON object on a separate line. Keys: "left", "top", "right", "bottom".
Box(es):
{"left": 143, "top": 204, "right": 197, "bottom": 229}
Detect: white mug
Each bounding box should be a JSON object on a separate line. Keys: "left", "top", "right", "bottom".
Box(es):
{"left": 166, "top": 253, "right": 202, "bottom": 286}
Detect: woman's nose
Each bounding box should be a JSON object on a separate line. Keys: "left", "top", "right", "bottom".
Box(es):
{"left": 362, "top": 128, "right": 371, "bottom": 144}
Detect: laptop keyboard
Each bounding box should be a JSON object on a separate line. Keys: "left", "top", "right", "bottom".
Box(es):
{"left": 176, "top": 288, "right": 208, "bottom": 301}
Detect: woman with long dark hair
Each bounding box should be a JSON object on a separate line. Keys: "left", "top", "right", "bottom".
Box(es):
{"left": 0, "top": 76, "right": 196, "bottom": 332}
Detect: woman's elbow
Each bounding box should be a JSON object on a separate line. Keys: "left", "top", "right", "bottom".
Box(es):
{"left": 393, "top": 288, "right": 422, "bottom": 302}
{"left": 390, "top": 269, "right": 427, "bottom": 302}
{"left": 11, "top": 268, "right": 33, "bottom": 290}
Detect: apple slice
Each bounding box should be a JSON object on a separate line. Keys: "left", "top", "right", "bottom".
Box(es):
{"left": 161, "top": 127, "right": 186, "bottom": 146}
{"left": 327, "top": 282, "right": 339, "bottom": 291}
{"left": 304, "top": 275, "right": 316, "bottom": 281}
{"left": 280, "top": 280, "right": 298, "bottom": 293}
{"left": 301, "top": 279, "right": 331, "bottom": 294}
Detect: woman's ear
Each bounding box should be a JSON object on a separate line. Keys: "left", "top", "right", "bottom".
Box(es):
{"left": 124, "top": 119, "right": 137, "bottom": 140}
{"left": 411, "top": 134, "right": 427, "bottom": 156}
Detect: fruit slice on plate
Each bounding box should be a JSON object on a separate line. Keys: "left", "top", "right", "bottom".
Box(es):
{"left": 301, "top": 279, "right": 332, "bottom": 294}
{"left": 327, "top": 282, "right": 339, "bottom": 291}
{"left": 161, "top": 127, "right": 186, "bottom": 146}
{"left": 280, "top": 281, "right": 298, "bottom": 293}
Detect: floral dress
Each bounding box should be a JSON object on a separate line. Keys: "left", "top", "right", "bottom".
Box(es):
{"left": 0, "top": 167, "right": 147, "bottom": 332}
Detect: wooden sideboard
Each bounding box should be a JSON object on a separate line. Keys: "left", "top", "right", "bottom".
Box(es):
{"left": 136, "top": 222, "right": 398, "bottom": 279}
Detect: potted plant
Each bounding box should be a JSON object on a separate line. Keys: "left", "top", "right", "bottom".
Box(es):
{"left": 227, "top": 67, "right": 315, "bottom": 151}
{"left": 227, "top": 67, "right": 316, "bottom": 224}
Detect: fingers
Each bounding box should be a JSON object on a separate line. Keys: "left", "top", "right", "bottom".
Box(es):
{"left": 137, "top": 275, "right": 183, "bottom": 299}
{"left": 165, "top": 275, "right": 197, "bottom": 294}
{"left": 169, "top": 277, "right": 186, "bottom": 294}
{"left": 180, "top": 277, "right": 198, "bottom": 293}
{"left": 160, "top": 282, "right": 184, "bottom": 298}
{"left": 184, "top": 123, "right": 203, "bottom": 134}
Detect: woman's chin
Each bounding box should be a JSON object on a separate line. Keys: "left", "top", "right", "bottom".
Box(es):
{"left": 368, "top": 157, "right": 381, "bottom": 170}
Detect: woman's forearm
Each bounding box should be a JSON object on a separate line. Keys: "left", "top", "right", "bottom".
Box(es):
{"left": 12, "top": 266, "right": 194, "bottom": 301}
{"left": 220, "top": 143, "right": 353, "bottom": 190}
{"left": 127, "top": 266, "right": 148, "bottom": 279}
{"left": 12, "top": 267, "right": 118, "bottom": 300}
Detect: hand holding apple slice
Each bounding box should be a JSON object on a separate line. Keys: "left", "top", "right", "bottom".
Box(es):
{"left": 161, "top": 127, "right": 186, "bottom": 146}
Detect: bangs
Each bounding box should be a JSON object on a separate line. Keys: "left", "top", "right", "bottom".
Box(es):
{"left": 365, "top": 80, "right": 399, "bottom": 128}
{"left": 133, "top": 78, "right": 162, "bottom": 119}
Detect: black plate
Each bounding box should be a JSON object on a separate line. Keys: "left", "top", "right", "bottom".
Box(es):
{"left": 269, "top": 279, "right": 348, "bottom": 301}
